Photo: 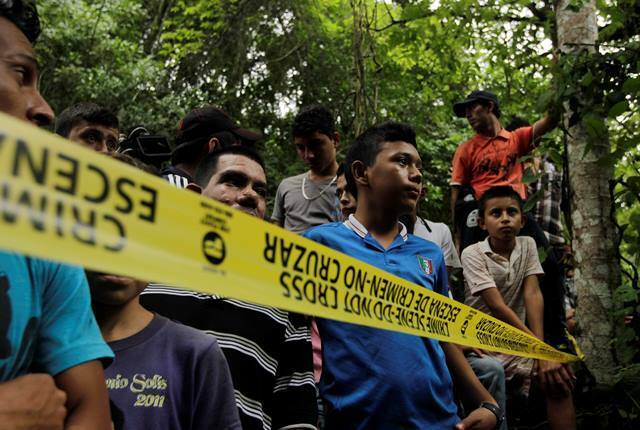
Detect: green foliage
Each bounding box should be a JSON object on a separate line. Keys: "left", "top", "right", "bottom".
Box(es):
{"left": 35, "top": 0, "right": 561, "bottom": 222}
{"left": 32, "top": 0, "right": 640, "bottom": 425}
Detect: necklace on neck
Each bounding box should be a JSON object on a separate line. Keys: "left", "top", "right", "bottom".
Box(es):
{"left": 302, "top": 172, "right": 337, "bottom": 200}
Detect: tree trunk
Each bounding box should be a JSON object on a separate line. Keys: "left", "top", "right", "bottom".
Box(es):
{"left": 351, "top": 0, "right": 369, "bottom": 136}
{"left": 556, "top": 0, "right": 619, "bottom": 385}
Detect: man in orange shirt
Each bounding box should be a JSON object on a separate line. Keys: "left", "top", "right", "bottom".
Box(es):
{"left": 450, "top": 91, "right": 557, "bottom": 215}
{"left": 450, "top": 90, "right": 557, "bottom": 250}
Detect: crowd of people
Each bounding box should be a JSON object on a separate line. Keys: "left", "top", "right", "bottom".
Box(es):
{"left": 0, "top": 1, "right": 580, "bottom": 429}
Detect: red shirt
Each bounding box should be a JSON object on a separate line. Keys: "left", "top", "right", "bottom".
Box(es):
{"left": 450, "top": 126, "right": 534, "bottom": 199}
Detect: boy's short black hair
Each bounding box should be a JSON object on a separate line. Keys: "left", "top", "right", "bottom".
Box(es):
{"left": 478, "top": 186, "right": 524, "bottom": 217}
{"left": 292, "top": 105, "right": 335, "bottom": 138}
{"left": 344, "top": 121, "right": 417, "bottom": 197}
{"left": 195, "top": 146, "right": 265, "bottom": 188}
{"left": 0, "top": 0, "right": 40, "bottom": 43}
{"left": 336, "top": 161, "right": 358, "bottom": 199}
{"left": 55, "top": 102, "right": 120, "bottom": 138}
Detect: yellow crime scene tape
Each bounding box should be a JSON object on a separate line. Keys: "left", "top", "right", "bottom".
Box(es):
{"left": 0, "top": 112, "right": 578, "bottom": 363}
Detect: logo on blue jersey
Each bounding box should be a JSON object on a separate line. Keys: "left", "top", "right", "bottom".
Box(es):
{"left": 417, "top": 255, "right": 433, "bottom": 276}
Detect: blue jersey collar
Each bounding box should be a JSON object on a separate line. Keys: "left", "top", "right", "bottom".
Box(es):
{"left": 343, "top": 214, "right": 409, "bottom": 249}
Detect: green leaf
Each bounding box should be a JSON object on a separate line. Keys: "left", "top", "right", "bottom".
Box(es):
{"left": 547, "top": 149, "right": 563, "bottom": 166}
{"left": 524, "top": 188, "right": 544, "bottom": 212}
{"left": 583, "top": 115, "right": 607, "bottom": 139}
{"left": 608, "top": 100, "right": 630, "bottom": 118}
{"left": 517, "top": 154, "right": 534, "bottom": 163}
{"left": 627, "top": 176, "right": 640, "bottom": 195}
{"left": 535, "top": 90, "right": 554, "bottom": 114}
{"left": 537, "top": 247, "right": 548, "bottom": 264}
{"left": 580, "top": 71, "right": 594, "bottom": 87}
{"left": 623, "top": 78, "right": 640, "bottom": 95}
{"left": 521, "top": 167, "right": 539, "bottom": 185}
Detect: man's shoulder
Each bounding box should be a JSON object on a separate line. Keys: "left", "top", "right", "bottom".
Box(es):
{"left": 461, "top": 240, "right": 484, "bottom": 259}
{"left": 162, "top": 166, "right": 192, "bottom": 188}
{"left": 407, "top": 234, "right": 442, "bottom": 252}
{"left": 516, "top": 235, "right": 537, "bottom": 251}
{"left": 304, "top": 221, "right": 349, "bottom": 241}
{"left": 143, "top": 285, "right": 301, "bottom": 328}
{"left": 424, "top": 220, "right": 452, "bottom": 238}
{"left": 161, "top": 317, "right": 220, "bottom": 349}
{"left": 278, "top": 172, "right": 306, "bottom": 188}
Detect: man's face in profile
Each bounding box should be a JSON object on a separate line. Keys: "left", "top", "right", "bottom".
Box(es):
{"left": 0, "top": 16, "right": 53, "bottom": 124}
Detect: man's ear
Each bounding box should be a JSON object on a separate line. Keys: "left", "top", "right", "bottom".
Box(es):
{"left": 186, "top": 182, "right": 202, "bottom": 194}
{"left": 207, "top": 137, "right": 220, "bottom": 153}
{"left": 487, "top": 101, "right": 497, "bottom": 116}
{"left": 351, "top": 160, "right": 368, "bottom": 188}
{"left": 332, "top": 132, "right": 340, "bottom": 146}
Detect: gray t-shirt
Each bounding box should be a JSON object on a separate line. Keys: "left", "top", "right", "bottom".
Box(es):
{"left": 271, "top": 172, "right": 340, "bottom": 234}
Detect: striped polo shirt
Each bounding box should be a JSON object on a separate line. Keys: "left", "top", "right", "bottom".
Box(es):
{"left": 162, "top": 165, "right": 192, "bottom": 189}
{"left": 140, "top": 286, "right": 317, "bottom": 430}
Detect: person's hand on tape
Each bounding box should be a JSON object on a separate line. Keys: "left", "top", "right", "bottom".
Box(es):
{"left": 534, "top": 359, "right": 575, "bottom": 396}
{"left": 0, "top": 374, "right": 67, "bottom": 430}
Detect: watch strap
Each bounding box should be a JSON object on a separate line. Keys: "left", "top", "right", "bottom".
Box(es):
{"left": 479, "top": 401, "right": 504, "bottom": 428}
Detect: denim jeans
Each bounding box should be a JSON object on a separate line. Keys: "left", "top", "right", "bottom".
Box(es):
{"left": 467, "top": 354, "right": 508, "bottom": 430}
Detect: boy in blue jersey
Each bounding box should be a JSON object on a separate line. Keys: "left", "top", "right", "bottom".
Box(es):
{"left": 304, "top": 122, "right": 501, "bottom": 430}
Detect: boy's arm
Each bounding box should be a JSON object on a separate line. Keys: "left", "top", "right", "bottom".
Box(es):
{"left": 450, "top": 186, "right": 460, "bottom": 225}
{"left": 479, "top": 288, "right": 535, "bottom": 337}
{"left": 523, "top": 275, "right": 575, "bottom": 394}
{"left": 441, "top": 342, "right": 498, "bottom": 430}
{"left": 54, "top": 361, "right": 111, "bottom": 430}
{"left": 271, "top": 182, "right": 286, "bottom": 227}
{"left": 532, "top": 114, "right": 558, "bottom": 142}
{"left": 522, "top": 274, "right": 544, "bottom": 339}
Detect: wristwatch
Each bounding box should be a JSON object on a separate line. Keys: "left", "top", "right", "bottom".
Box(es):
{"left": 479, "top": 401, "right": 505, "bottom": 429}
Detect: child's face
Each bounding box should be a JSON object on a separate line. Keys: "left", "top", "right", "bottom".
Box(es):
{"left": 479, "top": 196, "right": 524, "bottom": 240}
{"left": 366, "top": 140, "right": 422, "bottom": 214}
{"left": 294, "top": 131, "right": 338, "bottom": 174}
{"left": 86, "top": 271, "right": 147, "bottom": 306}
{"left": 336, "top": 174, "right": 356, "bottom": 220}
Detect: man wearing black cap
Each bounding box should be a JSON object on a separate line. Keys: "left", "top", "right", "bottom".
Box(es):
{"left": 163, "top": 106, "right": 263, "bottom": 188}
{"left": 450, "top": 90, "right": 557, "bottom": 236}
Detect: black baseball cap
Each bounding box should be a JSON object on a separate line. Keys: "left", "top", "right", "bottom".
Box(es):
{"left": 0, "top": 0, "right": 41, "bottom": 43}
{"left": 453, "top": 90, "right": 501, "bottom": 118}
{"left": 175, "top": 106, "right": 263, "bottom": 148}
